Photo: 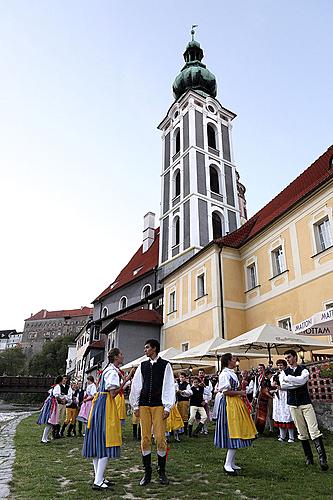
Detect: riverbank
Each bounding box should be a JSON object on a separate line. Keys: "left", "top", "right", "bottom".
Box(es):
{"left": 10, "top": 415, "right": 333, "bottom": 499}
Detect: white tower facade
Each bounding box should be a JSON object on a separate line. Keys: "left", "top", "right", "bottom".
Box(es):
{"left": 158, "top": 36, "right": 243, "bottom": 278}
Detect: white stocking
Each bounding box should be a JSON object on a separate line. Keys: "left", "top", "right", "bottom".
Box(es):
{"left": 94, "top": 457, "right": 109, "bottom": 486}
{"left": 279, "top": 427, "right": 287, "bottom": 440}
{"left": 224, "top": 449, "right": 236, "bottom": 472}
{"left": 288, "top": 428, "right": 295, "bottom": 441}
{"left": 42, "top": 425, "right": 51, "bottom": 442}
{"left": 93, "top": 458, "right": 98, "bottom": 475}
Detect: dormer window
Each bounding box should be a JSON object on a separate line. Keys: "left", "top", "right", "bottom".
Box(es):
{"left": 133, "top": 266, "right": 143, "bottom": 276}
{"left": 119, "top": 296, "right": 128, "bottom": 310}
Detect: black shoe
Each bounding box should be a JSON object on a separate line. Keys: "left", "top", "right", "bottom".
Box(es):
{"left": 139, "top": 454, "right": 152, "bottom": 486}
{"left": 67, "top": 424, "right": 74, "bottom": 437}
{"left": 188, "top": 425, "right": 193, "bottom": 438}
{"left": 224, "top": 466, "right": 237, "bottom": 476}
{"left": 313, "top": 436, "right": 329, "bottom": 471}
{"left": 193, "top": 422, "right": 204, "bottom": 437}
{"left": 157, "top": 455, "right": 169, "bottom": 485}
{"left": 60, "top": 423, "right": 67, "bottom": 438}
{"left": 92, "top": 480, "right": 113, "bottom": 490}
{"left": 301, "top": 439, "right": 314, "bottom": 466}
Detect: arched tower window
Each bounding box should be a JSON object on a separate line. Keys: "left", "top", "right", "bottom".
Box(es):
{"left": 209, "top": 165, "right": 220, "bottom": 194}
{"left": 173, "top": 169, "right": 181, "bottom": 198}
{"left": 119, "top": 296, "right": 128, "bottom": 310}
{"left": 207, "top": 124, "right": 217, "bottom": 150}
{"left": 102, "top": 306, "right": 108, "bottom": 318}
{"left": 141, "top": 284, "right": 152, "bottom": 299}
{"left": 174, "top": 128, "right": 180, "bottom": 155}
{"left": 212, "top": 211, "right": 224, "bottom": 239}
{"left": 173, "top": 216, "right": 180, "bottom": 246}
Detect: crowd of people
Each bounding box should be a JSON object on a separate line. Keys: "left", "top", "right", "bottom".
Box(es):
{"left": 37, "top": 339, "right": 329, "bottom": 490}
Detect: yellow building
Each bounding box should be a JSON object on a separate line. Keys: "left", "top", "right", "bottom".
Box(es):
{"left": 162, "top": 146, "right": 333, "bottom": 361}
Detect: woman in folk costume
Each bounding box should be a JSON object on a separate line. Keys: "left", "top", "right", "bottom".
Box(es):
{"left": 166, "top": 381, "right": 184, "bottom": 442}
{"left": 77, "top": 375, "right": 97, "bottom": 425}
{"left": 37, "top": 375, "right": 65, "bottom": 443}
{"left": 271, "top": 359, "right": 296, "bottom": 443}
{"left": 214, "top": 353, "right": 257, "bottom": 475}
{"left": 82, "top": 348, "right": 133, "bottom": 491}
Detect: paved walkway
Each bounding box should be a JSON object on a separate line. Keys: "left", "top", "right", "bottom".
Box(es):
{"left": 0, "top": 412, "right": 32, "bottom": 498}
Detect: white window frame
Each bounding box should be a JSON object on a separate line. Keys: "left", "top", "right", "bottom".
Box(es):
{"left": 207, "top": 122, "right": 219, "bottom": 150}
{"left": 278, "top": 317, "right": 292, "bottom": 331}
{"left": 211, "top": 209, "right": 225, "bottom": 240}
{"left": 324, "top": 301, "right": 333, "bottom": 311}
{"left": 172, "top": 215, "right": 180, "bottom": 247}
{"left": 169, "top": 290, "right": 176, "bottom": 313}
{"left": 196, "top": 272, "right": 206, "bottom": 299}
{"left": 271, "top": 245, "right": 285, "bottom": 277}
{"left": 181, "top": 342, "right": 189, "bottom": 352}
{"left": 141, "top": 284, "right": 152, "bottom": 299}
{"left": 119, "top": 296, "right": 128, "bottom": 310}
{"left": 173, "top": 127, "right": 181, "bottom": 156}
{"left": 102, "top": 306, "right": 108, "bottom": 318}
{"left": 246, "top": 262, "right": 258, "bottom": 290}
{"left": 313, "top": 216, "right": 332, "bottom": 253}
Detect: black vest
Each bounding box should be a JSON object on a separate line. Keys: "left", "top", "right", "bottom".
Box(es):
{"left": 284, "top": 366, "right": 312, "bottom": 406}
{"left": 190, "top": 385, "right": 204, "bottom": 407}
{"left": 139, "top": 357, "right": 168, "bottom": 407}
{"left": 60, "top": 384, "right": 69, "bottom": 396}
{"left": 177, "top": 381, "right": 190, "bottom": 402}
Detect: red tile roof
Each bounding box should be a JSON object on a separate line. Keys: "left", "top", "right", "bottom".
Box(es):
{"left": 217, "top": 145, "right": 333, "bottom": 248}
{"left": 93, "top": 228, "right": 160, "bottom": 302}
{"left": 25, "top": 307, "right": 93, "bottom": 322}
{"left": 114, "top": 308, "right": 163, "bottom": 325}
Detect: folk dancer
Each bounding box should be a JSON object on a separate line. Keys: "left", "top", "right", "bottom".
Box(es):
{"left": 61, "top": 381, "right": 79, "bottom": 437}
{"left": 38, "top": 375, "right": 65, "bottom": 443}
{"left": 198, "top": 369, "right": 212, "bottom": 434}
{"left": 75, "top": 380, "right": 85, "bottom": 436}
{"left": 270, "top": 359, "right": 295, "bottom": 442}
{"left": 188, "top": 377, "right": 208, "bottom": 437}
{"left": 82, "top": 348, "right": 132, "bottom": 490}
{"left": 77, "top": 375, "right": 97, "bottom": 427}
{"left": 129, "top": 339, "right": 175, "bottom": 486}
{"left": 214, "top": 353, "right": 257, "bottom": 475}
{"left": 166, "top": 381, "right": 184, "bottom": 442}
{"left": 279, "top": 350, "right": 328, "bottom": 471}
{"left": 176, "top": 371, "right": 192, "bottom": 435}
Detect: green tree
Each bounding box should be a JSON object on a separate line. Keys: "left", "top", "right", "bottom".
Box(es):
{"left": 28, "top": 335, "right": 75, "bottom": 376}
{"left": 0, "top": 347, "right": 27, "bottom": 376}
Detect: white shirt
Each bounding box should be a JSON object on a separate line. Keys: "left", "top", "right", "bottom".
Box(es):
{"left": 129, "top": 356, "right": 175, "bottom": 412}
{"left": 52, "top": 384, "right": 61, "bottom": 397}
{"left": 218, "top": 368, "right": 239, "bottom": 394}
{"left": 86, "top": 382, "right": 97, "bottom": 397}
{"left": 279, "top": 367, "right": 309, "bottom": 390}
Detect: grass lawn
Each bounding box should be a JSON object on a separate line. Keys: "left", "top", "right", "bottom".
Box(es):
{"left": 11, "top": 415, "right": 333, "bottom": 500}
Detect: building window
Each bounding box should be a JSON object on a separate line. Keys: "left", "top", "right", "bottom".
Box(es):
{"left": 173, "top": 216, "right": 180, "bottom": 246}
{"left": 212, "top": 211, "right": 223, "bottom": 239}
{"left": 207, "top": 124, "right": 217, "bottom": 149}
{"left": 119, "top": 296, "right": 128, "bottom": 310}
{"left": 93, "top": 326, "right": 100, "bottom": 341}
{"left": 181, "top": 342, "right": 189, "bottom": 352}
{"left": 278, "top": 318, "right": 292, "bottom": 331}
{"left": 102, "top": 306, "right": 108, "bottom": 318}
{"left": 173, "top": 169, "right": 181, "bottom": 198}
{"left": 141, "top": 284, "right": 152, "bottom": 299}
{"left": 325, "top": 302, "right": 333, "bottom": 311}
{"left": 169, "top": 291, "right": 176, "bottom": 313}
{"left": 209, "top": 165, "right": 220, "bottom": 194}
{"left": 246, "top": 263, "right": 257, "bottom": 290}
{"left": 314, "top": 217, "right": 332, "bottom": 253}
{"left": 173, "top": 128, "right": 180, "bottom": 155}
{"left": 271, "top": 246, "right": 285, "bottom": 276}
{"left": 197, "top": 274, "right": 205, "bottom": 298}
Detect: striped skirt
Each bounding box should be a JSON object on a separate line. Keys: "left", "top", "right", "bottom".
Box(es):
{"left": 82, "top": 394, "right": 121, "bottom": 459}
{"left": 37, "top": 396, "right": 56, "bottom": 425}
{"left": 214, "top": 397, "right": 253, "bottom": 449}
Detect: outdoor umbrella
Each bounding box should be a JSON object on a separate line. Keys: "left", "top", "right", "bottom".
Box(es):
{"left": 293, "top": 308, "right": 333, "bottom": 336}
{"left": 214, "top": 324, "right": 333, "bottom": 363}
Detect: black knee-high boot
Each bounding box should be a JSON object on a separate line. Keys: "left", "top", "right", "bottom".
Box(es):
{"left": 188, "top": 425, "right": 193, "bottom": 437}
{"left": 60, "top": 423, "right": 67, "bottom": 437}
{"left": 139, "top": 454, "right": 152, "bottom": 486}
{"left": 301, "top": 440, "right": 314, "bottom": 465}
{"left": 157, "top": 455, "right": 169, "bottom": 485}
{"left": 193, "top": 422, "right": 204, "bottom": 437}
{"left": 133, "top": 424, "right": 138, "bottom": 440}
{"left": 313, "top": 437, "right": 329, "bottom": 471}
{"left": 137, "top": 424, "right": 141, "bottom": 441}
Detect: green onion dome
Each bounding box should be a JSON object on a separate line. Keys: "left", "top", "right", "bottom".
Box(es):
{"left": 172, "top": 39, "right": 217, "bottom": 100}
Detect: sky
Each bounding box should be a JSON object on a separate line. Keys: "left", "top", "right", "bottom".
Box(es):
{"left": 0, "top": 1, "right": 332, "bottom": 331}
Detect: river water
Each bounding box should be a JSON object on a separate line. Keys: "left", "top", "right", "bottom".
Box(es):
{"left": 0, "top": 401, "right": 38, "bottom": 498}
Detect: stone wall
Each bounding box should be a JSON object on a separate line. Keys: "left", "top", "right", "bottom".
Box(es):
{"left": 313, "top": 401, "right": 333, "bottom": 432}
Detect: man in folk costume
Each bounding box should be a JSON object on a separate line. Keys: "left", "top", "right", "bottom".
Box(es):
{"left": 129, "top": 339, "right": 175, "bottom": 486}
{"left": 176, "top": 371, "right": 192, "bottom": 435}
{"left": 249, "top": 363, "right": 272, "bottom": 434}
{"left": 279, "top": 350, "right": 328, "bottom": 471}
{"left": 197, "top": 369, "right": 213, "bottom": 435}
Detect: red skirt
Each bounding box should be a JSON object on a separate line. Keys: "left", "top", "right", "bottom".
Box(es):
{"left": 274, "top": 420, "right": 295, "bottom": 429}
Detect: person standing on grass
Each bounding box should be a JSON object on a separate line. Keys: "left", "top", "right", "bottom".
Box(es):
{"left": 37, "top": 375, "right": 65, "bottom": 443}
{"left": 82, "top": 348, "right": 134, "bottom": 491}
{"left": 176, "top": 371, "right": 192, "bottom": 435}
{"left": 214, "top": 353, "right": 257, "bottom": 475}
{"left": 270, "top": 359, "right": 296, "bottom": 443}
{"left": 129, "top": 339, "right": 175, "bottom": 487}
{"left": 279, "top": 349, "right": 328, "bottom": 471}
{"left": 197, "top": 369, "right": 212, "bottom": 435}
{"left": 188, "top": 377, "right": 207, "bottom": 437}
{"left": 77, "top": 375, "right": 97, "bottom": 429}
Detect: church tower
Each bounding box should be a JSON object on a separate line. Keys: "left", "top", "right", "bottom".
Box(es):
{"left": 158, "top": 29, "right": 246, "bottom": 278}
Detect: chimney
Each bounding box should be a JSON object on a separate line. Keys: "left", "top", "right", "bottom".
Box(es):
{"left": 43, "top": 309, "right": 47, "bottom": 318}
{"left": 143, "top": 212, "right": 155, "bottom": 253}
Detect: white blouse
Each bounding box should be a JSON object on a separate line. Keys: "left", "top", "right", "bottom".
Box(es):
{"left": 104, "top": 365, "right": 120, "bottom": 390}
{"left": 52, "top": 384, "right": 61, "bottom": 397}
{"left": 86, "top": 382, "right": 97, "bottom": 397}
{"left": 218, "top": 368, "right": 239, "bottom": 394}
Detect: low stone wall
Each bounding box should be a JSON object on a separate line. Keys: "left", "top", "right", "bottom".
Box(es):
{"left": 313, "top": 401, "right": 333, "bottom": 433}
